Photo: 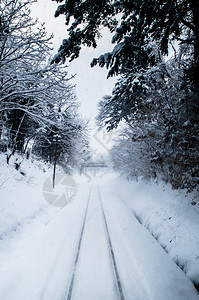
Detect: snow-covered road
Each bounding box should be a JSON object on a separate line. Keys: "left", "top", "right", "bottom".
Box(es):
{"left": 0, "top": 174, "right": 199, "bottom": 300}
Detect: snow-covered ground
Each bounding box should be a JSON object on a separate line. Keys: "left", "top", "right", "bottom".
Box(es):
{"left": 0, "top": 154, "right": 199, "bottom": 299}
{"left": 103, "top": 174, "right": 199, "bottom": 288}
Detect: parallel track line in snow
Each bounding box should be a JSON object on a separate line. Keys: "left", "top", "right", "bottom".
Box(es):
{"left": 40, "top": 191, "right": 92, "bottom": 300}
{"left": 66, "top": 185, "right": 92, "bottom": 300}
{"left": 97, "top": 184, "right": 125, "bottom": 300}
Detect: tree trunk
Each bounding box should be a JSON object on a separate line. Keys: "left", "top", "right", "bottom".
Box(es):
{"left": 52, "top": 135, "right": 58, "bottom": 189}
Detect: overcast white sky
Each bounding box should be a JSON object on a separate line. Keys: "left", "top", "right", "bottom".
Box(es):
{"left": 31, "top": 0, "right": 117, "bottom": 117}
{"left": 31, "top": 0, "right": 118, "bottom": 156}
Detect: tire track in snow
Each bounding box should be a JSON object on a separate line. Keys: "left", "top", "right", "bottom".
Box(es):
{"left": 97, "top": 184, "right": 125, "bottom": 300}
{"left": 66, "top": 185, "right": 93, "bottom": 300}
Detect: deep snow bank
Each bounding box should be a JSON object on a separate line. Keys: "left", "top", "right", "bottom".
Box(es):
{"left": 0, "top": 153, "right": 57, "bottom": 241}
{"left": 101, "top": 173, "right": 199, "bottom": 288}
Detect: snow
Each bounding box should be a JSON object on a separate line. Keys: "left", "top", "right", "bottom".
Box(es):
{"left": 102, "top": 174, "right": 199, "bottom": 287}
{"left": 99, "top": 176, "right": 199, "bottom": 299}
{"left": 0, "top": 155, "right": 199, "bottom": 299}
{"left": 71, "top": 185, "right": 118, "bottom": 300}
{"left": 0, "top": 154, "right": 90, "bottom": 299}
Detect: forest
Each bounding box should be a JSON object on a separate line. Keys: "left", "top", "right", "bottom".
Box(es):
{"left": 0, "top": 0, "right": 199, "bottom": 193}
{"left": 0, "top": 0, "right": 89, "bottom": 173}
{"left": 52, "top": 0, "right": 199, "bottom": 192}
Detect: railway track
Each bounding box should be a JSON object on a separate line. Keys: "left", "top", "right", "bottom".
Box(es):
{"left": 66, "top": 186, "right": 92, "bottom": 300}
{"left": 65, "top": 183, "right": 125, "bottom": 300}
{"left": 97, "top": 184, "right": 125, "bottom": 300}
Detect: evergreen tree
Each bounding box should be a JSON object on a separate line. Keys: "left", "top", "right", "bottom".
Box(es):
{"left": 52, "top": 0, "right": 199, "bottom": 190}
{"left": 52, "top": 0, "right": 199, "bottom": 121}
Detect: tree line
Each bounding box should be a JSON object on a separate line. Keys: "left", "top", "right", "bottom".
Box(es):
{"left": 52, "top": 0, "right": 199, "bottom": 192}
{"left": 0, "top": 0, "right": 89, "bottom": 172}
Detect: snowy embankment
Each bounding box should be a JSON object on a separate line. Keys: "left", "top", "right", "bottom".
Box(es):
{"left": 0, "top": 153, "right": 55, "bottom": 242}
{"left": 102, "top": 173, "right": 199, "bottom": 289}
